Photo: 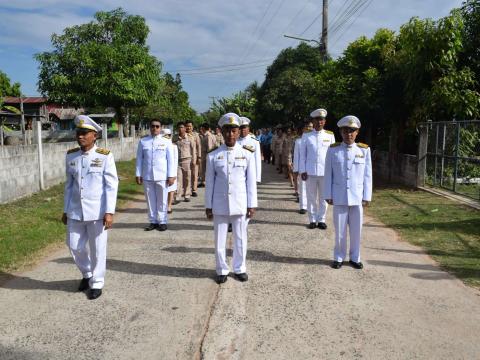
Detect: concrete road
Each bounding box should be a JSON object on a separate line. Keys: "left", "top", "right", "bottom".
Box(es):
{"left": 1, "top": 164, "right": 479, "bottom": 360}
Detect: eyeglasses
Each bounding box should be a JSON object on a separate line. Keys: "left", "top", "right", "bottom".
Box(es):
{"left": 150, "top": 125, "right": 161, "bottom": 129}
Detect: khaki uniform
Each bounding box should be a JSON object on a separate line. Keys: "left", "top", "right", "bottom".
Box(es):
{"left": 282, "top": 135, "right": 295, "bottom": 166}
{"left": 174, "top": 134, "right": 195, "bottom": 199}
{"left": 188, "top": 131, "right": 201, "bottom": 192}
{"left": 273, "top": 134, "right": 285, "bottom": 168}
{"left": 215, "top": 133, "right": 224, "bottom": 146}
{"left": 200, "top": 131, "right": 217, "bottom": 182}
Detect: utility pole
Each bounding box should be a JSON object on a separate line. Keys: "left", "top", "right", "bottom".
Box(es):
{"left": 321, "top": 0, "right": 328, "bottom": 60}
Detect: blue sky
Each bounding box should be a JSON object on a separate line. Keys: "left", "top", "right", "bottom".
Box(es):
{"left": 0, "top": 0, "right": 464, "bottom": 112}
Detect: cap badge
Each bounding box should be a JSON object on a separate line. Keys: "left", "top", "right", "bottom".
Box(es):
{"left": 229, "top": 116, "right": 235, "bottom": 124}
{"left": 79, "top": 119, "right": 84, "bottom": 126}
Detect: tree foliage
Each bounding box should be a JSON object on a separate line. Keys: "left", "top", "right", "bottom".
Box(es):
{"left": 35, "top": 8, "right": 163, "bottom": 133}
{"left": 0, "top": 71, "right": 21, "bottom": 107}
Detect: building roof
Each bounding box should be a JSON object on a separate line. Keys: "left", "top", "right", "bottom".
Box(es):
{"left": 3, "top": 96, "right": 48, "bottom": 104}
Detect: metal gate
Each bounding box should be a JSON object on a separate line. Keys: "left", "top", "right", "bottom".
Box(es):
{"left": 417, "top": 120, "right": 480, "bottom": 201}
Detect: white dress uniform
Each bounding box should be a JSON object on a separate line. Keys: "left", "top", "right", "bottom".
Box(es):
{"left": 64, "top": 117, "right": 118, "bottom": 290}
{"left": 323, "top": 116, "right": 372, "bottom": 263}
{"left": 299, "top": 128, "right": 336, "bottom": 223}
{"left": 205, "top": 115, "right": 258, "bottom": 276}
{"left": 162, "top": 130, "right": 178, "bottom": 193}
{"left": 293, "top": 137, "right": 307, "bottom": 211}
{"left": 238, "top": 117, "right": 262, "bottom": 183}
{"left": 136, "top": 134, "right": 176, "bottom": 225}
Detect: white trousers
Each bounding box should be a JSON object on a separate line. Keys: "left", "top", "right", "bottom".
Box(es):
{"left": 144, "top": 180, "right": 168, "bottom": 224}
{"left": 333, "top": 205, "right": 363, "bottom": 263}
{"left": 214, "top": 215, "right": 248, "bottom": 275}
{"left": 67, "top": 218, "right": 107, "bottom": 289}
{"left": 298, "top": 177, "right": 307, "bottom": 210}
{"left": 306, "top": 175, "right": 328, "bottom": 223}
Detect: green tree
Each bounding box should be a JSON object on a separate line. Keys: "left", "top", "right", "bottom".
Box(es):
{"left": 35, "top": 8, "right": 162, "bottom": 136}
{"left": 0, "top": 70, "right": 21, "bottom": 107}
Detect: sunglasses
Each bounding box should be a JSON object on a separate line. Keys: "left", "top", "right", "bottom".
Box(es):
{"left": 150, "top": 125, "right": 161, "bottom": 128}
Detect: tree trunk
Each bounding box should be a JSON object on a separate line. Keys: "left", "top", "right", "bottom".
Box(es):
{"left": 115, "top": 106, "right": 130, "bottom": 138}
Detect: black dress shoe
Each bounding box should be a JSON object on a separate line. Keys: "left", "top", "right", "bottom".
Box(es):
{"left": 184, "top": 198, "right": 191, "bottom": 202}
{"left": 318, "top": 222, "right": 327, "bottom": 230}
{"left": 233, "top": 273, "right": 248, "bottom": 282}
{"left": 78, "top": 277, "right": 91, "bottom": 292}
{"left": 349, "top": 260, "right": 364, "bottom": 269}
{"left": 228, "top": 224, "right": 232, "bottom": 232}
{"left": 191, "top": 191, "right": 198, "bottom": 197}
{"left": 167, "top": 209, "right": 173, "bottom": 214}
{"left": 308, "top": 222, "right": 317, "bottom": 229}
{"left": 144, "top": 223, "right": 158, "bottom": 231}
{"left": 198, "top": 183, "right": 205, "bottom": 188}
{"left": 88, "top": 288, "right": 102, "bottom": 300}
{"left": 299, "top": 209, "right": 307, "bottom": 214}
{"left": 215, "top": 275, "right": 228, "bottom": 284}
{"left": 157, "top": 224, "right": 167, "bottom": 231}
{"left": 331, "top": 261, "right": 343, "bottom": 269}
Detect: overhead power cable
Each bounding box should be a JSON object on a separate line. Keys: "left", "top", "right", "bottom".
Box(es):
{"left": 165, "top": 58, "right": 275, "bottom": 73}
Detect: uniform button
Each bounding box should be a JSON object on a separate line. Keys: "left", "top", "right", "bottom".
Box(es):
{"left": 81, "top": 177, "right": 84, "bottom": 179}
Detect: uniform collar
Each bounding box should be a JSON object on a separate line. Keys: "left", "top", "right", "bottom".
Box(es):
{"left": 82, "top": 144, "right": 97, "bottom": 155}
{"left": 342, "top": 142, "right": 355, "bottom": 148}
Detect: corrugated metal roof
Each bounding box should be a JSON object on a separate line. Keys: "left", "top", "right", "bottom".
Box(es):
{"left": 3, "top": 96, "right": 48, "bottom": 104}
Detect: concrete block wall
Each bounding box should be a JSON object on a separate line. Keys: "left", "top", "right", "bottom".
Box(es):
{"left": 373, "top": 150, "right": 418, "bottom": 187}
{"left": 0, "top": 138, "right": 139, "bottom": 204}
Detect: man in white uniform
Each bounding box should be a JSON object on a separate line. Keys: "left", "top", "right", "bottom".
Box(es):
{"left": 293, "top": 121, "right": 312, "bottom": 215}
{"left": 136, "top": 119, "right": 176, "bottom": 231}
{"left": 323, "top": 115, "right": 372, "bottom": 269}
{"left": 63, "top": 115, "right": 118, "bottom": 300}
{"left": 238, "top": 116, "right": 262, "bottom": 183}
{"left": 205, "top": 113, "right": 257, "bottom": 284}
{"left": 162, "top": 128, "right": 178, "bottom": 214}
{"left": 299, "top": 108, "right": 336, "bottom": 229}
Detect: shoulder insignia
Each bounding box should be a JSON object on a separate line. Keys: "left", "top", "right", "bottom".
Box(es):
{"left": 357, "top": 142, "right": 369, "bottom": 149}
{"left": 324, "top": 130, "right": 334, "bottom": 134}
{"left": 95, "top": 148, "right": 111, "bottom": 155}
{"left": 163, "top": 135, "right": 171, "bottom": 139}
{"left": 243, "top": 145, "right": 255, "bottom": 153}
{"left": 249, "top": 134, "right": 259, "bottom": 141}
{"left": 67, "top": 147, "right": 80, "bottom": 154}
{"left": 187, "top": 133, "right": 194, "bottom": 138}
{"left": 207, "top": 146, "right": 218, "bottom": 154}
{"left": 330, "top": 142, "right": 341, "bottom": 148}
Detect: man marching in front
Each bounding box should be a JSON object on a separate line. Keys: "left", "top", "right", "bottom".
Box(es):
{"left": 204, "top": 113, "right": 257, "bottom": 284}
{"left": 323, "top": 115, "right": 372, "bottom": 270}
{"left": 136, "top": 119, "right": 176, "bottom": 231}
{"left": 63, "top": 115, "right": 118, "bottom": 300}
{"left": 299, "top": 108, "right": 336, "bottom": 229}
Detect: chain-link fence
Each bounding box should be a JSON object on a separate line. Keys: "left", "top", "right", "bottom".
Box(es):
{"left": 418, "top": 120, "right": 480, "bottom": 200}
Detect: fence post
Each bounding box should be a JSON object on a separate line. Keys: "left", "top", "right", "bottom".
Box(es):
{"left": 102, "top": 123, "right": 108, "bottom": 149}
{"left": 36, "top": 119, "right": 45, "bottom": 190}
{"left": 452, "top": 120, "right": 460, "bottom": 193}
{"left": 130, "top": 125, "right": 135, "bottom": 139}
{"left": 417, "top": 124, "right": 428, "bottom": 187}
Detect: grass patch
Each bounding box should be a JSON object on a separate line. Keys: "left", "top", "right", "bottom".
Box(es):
{"left": 367, "top": 187, "right": 480, "bottom": 288}
{"left": 0, "top": 159, "right": 141, "bottom": 272}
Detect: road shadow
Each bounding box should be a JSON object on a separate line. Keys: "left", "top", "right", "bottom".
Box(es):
{"left": 162, "top": 246, "right": 330, "bottom": 266}
{"left": 112, "top": 222, "right": 213, "bottom": 231}
{"left": 53, "top": 258, "right": 216, "bottom": 281}
{"left": 0, "top": 270, "right": 79, "bottom": 293}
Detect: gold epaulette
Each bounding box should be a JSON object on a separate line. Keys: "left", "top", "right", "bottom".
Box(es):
{"left": 249, "top": 134, "right": 259, "bottom": 141}
{"left": 207, "top": 146, "right": 218, "bottom": 153}
{"left": 187, "top": 133, "right": 194, "bottom": 138}
{"left": 330, "top": 142, "right": 341, "bottom": 148}
{"left": 163, "top": 135, "right": 171, "bottom": 139}
{"left": 243, "top": 145, "right": 255, "bottom": 152}
{"left": 357, "top": 142, "right": 369, "bottom": 149}
{"left": 67, "top": 147, "right": 80, "bottom": 154}
{"left": 325, "top": 130, "right": 334, "bottom": 134}
{"left": 96, "top": 148, "right": 111, "bottom": 155}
